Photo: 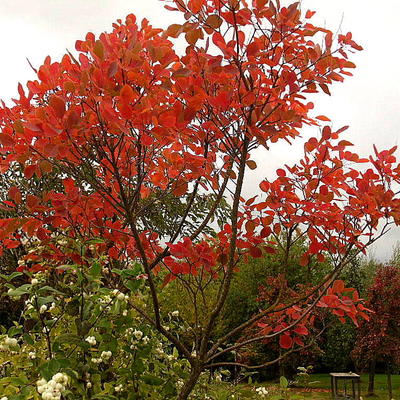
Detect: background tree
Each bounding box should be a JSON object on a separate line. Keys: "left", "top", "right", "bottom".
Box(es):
{"left": 352, "top": 265, "right": 400, "bottom": 399}
{"left": 1, "top": 0, "right": 400, "bottom": 398}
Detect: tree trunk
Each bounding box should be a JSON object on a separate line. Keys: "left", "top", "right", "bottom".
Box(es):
{"left": 367, "top": 359, "right": 376, "bottom": 396}
{"left": 177, "top": 367, "right": 201, "bottom": 400}
{"left": 387, "top": 367, "right": 392, "bottom": 400}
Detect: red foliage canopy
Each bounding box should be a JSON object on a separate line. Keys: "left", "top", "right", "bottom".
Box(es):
{"left": 352, "top": 265, "right": 400, "bottom": 368}
{"left": 0, "top": 0, "right": 399, "bottom": 351}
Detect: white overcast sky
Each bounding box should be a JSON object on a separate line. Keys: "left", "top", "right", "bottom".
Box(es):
{"left": 0, "top": 0, "right": 399, "bottom": 261}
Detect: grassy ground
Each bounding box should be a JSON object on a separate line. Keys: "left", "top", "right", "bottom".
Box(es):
{"left": 263, "top": 373, "right": 400, "bottom": 399}
{"left": 208, "top": 373, "right": 400, "bottom": 399}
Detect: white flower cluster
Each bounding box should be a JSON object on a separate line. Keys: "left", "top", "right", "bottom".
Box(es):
{"left": 112, "top": 289, "right": 129, "bottom": 302}
{"left": 255, "top": 386, "right": 269, "bottom": 397}
{"left": 1, "top": 396, "right": 8, "bottom": 400}
{"left": 155, "top": 342, "right": 165, "bottom": 357}
{"left": 25, "top": 296, "right": 35, "bottom": 311}
{"left": 28, "top": 351, "right": 37, "bottom": 359}
{"left": 0, "top": 336, "right": 18, "bottom": 351}
{"left": 85, "top": 336, "right": 97, "bottom": 346}
{"left": 171, "top": 310, "right": 179, "bottom": 317}
{"left": 114, "top": 384, "right": 123, "bottom": 392}
{"left": 36, "top": 373, "right": 69, "bottom": 400}
{"left": 91, "top": 350, "right": 112, "bottom": 364}
{"left": 125, "top": 328, "right": 149, "bottom": 346}
{"left": 99, "top": 295, "right": 112, "bottom": 305}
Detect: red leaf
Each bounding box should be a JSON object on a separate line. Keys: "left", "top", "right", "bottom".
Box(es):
{"left": 8, "top": 187, "right": 22, "bottom": 204}
{"left": 36, "top": 227, "right": 50, "bottom": 241}
{"left": 24, "top": 164, "right": 36, "bottom": 179}
{"left": 276, "top": 168, "right": 286, "bottom": 177}
{"left": 280, "top": 334, "right": 293, "bottom": 349}
{"left": 3, "top": 239, "right": 20, "bottom": 249}
{"left": 299, "top": 253, "right": 309, "bottom": 267}
{"left": 293, "top": 336, "right": 304, "bottom": 346}
{"left": 332, "top": 280, "right": 345, "bottom": 293}
{"left": 259, "top": 181, "right": 270, "bottom": 192}
{"left": 173, "top": 181, "right": 188, "bottom": 197}
{"left": 0, "top": 134, "right": 15, "bottom": 147}
{"left": 294, "top": 325, "right": 309, "bottom": 336}
{"left": 305, "top": 10, "right": 316, "bottom": 18}
{"left": 249, "top": 246, "right": 262, "bottom": 258}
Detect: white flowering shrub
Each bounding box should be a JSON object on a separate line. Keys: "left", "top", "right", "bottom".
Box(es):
{"left": 0, "top": 251, "right": 197, "bottom": 400}
{"left": 0, "top": 242, "right": 274, "bottom": 400}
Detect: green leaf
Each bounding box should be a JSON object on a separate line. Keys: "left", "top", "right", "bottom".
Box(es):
{"left": 40, "top": 359, "right": 60, "bottom": 381}
{"left": 23, "top": 333, "right": 34, "bottom": 345}
{"left": 280, "top": 376, "right": 289, "bottom": 389}
{"left": 124, "top": 279, "right": 140, "bottom": 292}
{"left": 37, "top": 286, "right": 65, "bottom": 295}
{"left": 0, "top": 272, "right": 23, "bottom": 282}
{"left": 54, "top": 333, "right": 82, "bottom": 345}
{"left": 7, "top": 326, "right": 22, "bottom": 337}
{"left": 7, "top": 284, "right": 31, "bottom": 296}
{"left": 142, "top": 374, "right": 164, "bottom": 385}
{"left": 85, "top": 238, "right": 105, "bottom": 244}
{"left": 37, "top": 295, "right": 55, "bottom": 307}
{"left": 90, "top": 261, "right": 102, "bottom": 278}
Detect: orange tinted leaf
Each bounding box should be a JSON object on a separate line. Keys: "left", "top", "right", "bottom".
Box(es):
{"left": 246, "top": 160, "right": 257, "bottom": 170}
{"left": 13, "top": 120, "right": 24, "bottom": 133}
{"left": 338, "top": 140, "right": 353, "bottom": 147}
{"left": 107, "top": 61, "right": 118, "bottom": 78}
{"left": 185, "top": 28, "right": 203, "bottom": 46}
{"left": 188, "top": 0, "right": 203, "bottom": 13}
{"left": 305, "top": 10, "right": 316, "bottom": 18}
{"left": 316, "top": 115, "right": 330, "bottom": 122}
{"left": 120, "top": 84, "right": 134, "bottom": 103}
{"left": 93, "top": 40, "right": 104, "bottom": 59}
{"left": 299, "top": 253, "right": 309, "bottom": 267}
{"left": 319, "top": 83, "right": 331, "bottom": 95}
{"left": 49, "top": 95, "right": 66, "bottom": 118}
{"left": 166, "top": 24, "right": 183, "bottom": 38}
{"left": 205, "top": 14, "right": 223, "bottom": 29}
{"left": 333, "top": 280, "right": 345, "bottom": 293}
{"left": 40, "top": 160, "right": 53, "bottom": 173}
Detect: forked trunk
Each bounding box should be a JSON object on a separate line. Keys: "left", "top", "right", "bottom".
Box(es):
{"left": 177, "top": 367, "right": 202, "bottom": 400}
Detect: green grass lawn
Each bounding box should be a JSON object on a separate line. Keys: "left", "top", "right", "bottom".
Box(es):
{"left": 261, "top": 373, "right": 400, "bottom": 400}
{"left": 208, "top": 373, "right": 399, "bottom": 399}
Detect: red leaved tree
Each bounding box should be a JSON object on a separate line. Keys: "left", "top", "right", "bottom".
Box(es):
{"left": 352, "top": 265, "right": 400, "bottom": 398}
{"left": 1, "top": 0, "right": 400, "bottom": 397}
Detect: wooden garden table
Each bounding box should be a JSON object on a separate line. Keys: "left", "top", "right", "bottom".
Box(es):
{"left": 330, "top": 372, "right": 361, "bottom": 400}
